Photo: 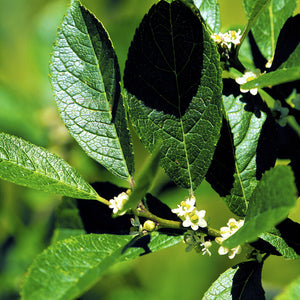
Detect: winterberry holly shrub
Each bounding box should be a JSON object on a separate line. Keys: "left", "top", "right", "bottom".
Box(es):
{"left": 0, "top": 0, "right": 299, "bottom": 299}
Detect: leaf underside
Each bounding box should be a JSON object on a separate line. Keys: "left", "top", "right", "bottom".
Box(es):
{"left": 124, "top": 0, "right": 222, "bottom": 190}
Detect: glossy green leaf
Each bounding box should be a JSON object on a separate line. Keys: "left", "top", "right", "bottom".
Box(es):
{"left": 124, "top": 0, "right": 222, "bottom": 191}
{"left": 224, "top": 166, "right": 297, "bottom": 249}
{"left": 49, "top": 0, "right": 134, "bottom": 180}
{"left": 202, "top": 267, "right": 237, "bottom": 299}
{"left": 195, "top": 0, "right": 221, "bottom": 33}
{"left": 0, "top": 132, "right": 99, "bottom": 200}
{"left": 224, "top": 95, "right": 266, "bottom": 216}
{"left": 121, "top": 143, "right": 161, "bottom": 213}
{"left": 242, "top": 67, "right": 300, "bottom": 90}
{"left": 241, "top": 0, "right": 270, "bottom": 50}
{"left": 243, "top": 0, "right": 296, "bottom": 60}
{"left": 276, "top": 276, "right": 300, "bottom": 300}
{"left": 243, "top": 0, "right": 270, "bottom": 22}
{"left": 260, "top": 230, "right": 300, "bottom": 259}
{"left": 21, "top": 233, "right": 183, "bottom": 300}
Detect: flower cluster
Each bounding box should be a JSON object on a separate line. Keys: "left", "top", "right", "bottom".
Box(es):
{"left": 184, "top": 231, "right": 212, "bottom": 256}
{"left": 235, "top": 69, "right": 261, "bottom": 95}
{"left": 108, "top": 191, "right": 129, "bottom": 215}
{"left": 211, "top": 29, "right": 242, "bottom": 49}
{"left": 172, "top": 196, "right": 207, "bottom": 231}
{"left": 215, "top": 218, "right": 244, "bottom": 259}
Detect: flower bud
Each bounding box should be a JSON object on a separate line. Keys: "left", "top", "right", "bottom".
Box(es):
{"left": 143, "top": 220, "right": 156, "bottom": 232}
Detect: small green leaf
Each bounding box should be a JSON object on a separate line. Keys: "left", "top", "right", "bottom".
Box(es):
{"left": 49, "top": 0, "right": 134, "bottom": 180}
{"left": 243, "top": 0, "right": 296, "bottom": 60}
{"left": 276, "top": 276, "right": 300, "bottom": 300}
{"left": 202, "top": 267, "right": 237, "bottom": 299}
{"left": 124, "top": 0, "right": 222, "bottom": 191}
{"left": 21, "top": 233, "right": 182, "bottom": 300}
{"left": 260, "top": 230, "right": 300, "bottom": 259}
{"left": 0, "top": 132, "right": 99, "bottom": 200}
{"left": 242, "top": 67, "right": 300, "bottom": 90}
{"left": 224, "top": 165, "right": 297, "bottom": 249}
{"left": 121, "top": 143, "right": 161, "bottom": 213}
{"left": 195, "top": 0, "right": 221, "bottom": 33}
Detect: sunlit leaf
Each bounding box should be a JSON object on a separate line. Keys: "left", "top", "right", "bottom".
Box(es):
{"left": 0, "top": 132, "right": 99, "bottom": 200}
{"left": 194, "top": 0, "right": 221, "bottom": 33}
{"left": 49, "top": 0, "right": 134, "bottom": 180}
{"left": 224, "top": 166, "right": 297, "bottom": 249}
{"left": 242, "top": 67, "right": 300, "bottom": 90}
{"left": 260, "top": 230, "right": 300, "bottom": 259}
{"left": 124, "top": 0, "right": 222, "bottom": 191}
{"left": 206, "top": 95, "right": 266, "bottom": 216}
{"left": 22, "top": 233, "right": 182, "bottom": 300}
{"left": 243, "top": 0, "right": 296, "bottom": 60}
{"left": 202, "top": 267, "right": 237, "bottom": 299}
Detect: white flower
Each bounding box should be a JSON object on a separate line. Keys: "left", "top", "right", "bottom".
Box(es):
{"left": 211, "top": 29, "right": 242, "bottom": 49}
{"left": 223, "top": 29, "right": 242, "bottom": 45}
{"left": 235, "top": 69, "right": 261, "bottom": 95}
{"left": 216, "top": 218, "right": 244, "bottom": 259}
{"left": 109, "top": 192, "right": 128, "bottom": 215}
{"left": 172, "top": 196, "right": 196, "bottom": 216}
{"left": 217, "top": 244, "right": 242, "bottom": 259}
{"left": 182, "top": 209, "right": 207, "bottom": 231}
{"left": 201, "top": 241, "right": 212, "bottom": 256}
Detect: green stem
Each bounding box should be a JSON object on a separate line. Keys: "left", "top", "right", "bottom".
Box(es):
{"left": 130, "top": 204, "right": 221, "bottom": 238}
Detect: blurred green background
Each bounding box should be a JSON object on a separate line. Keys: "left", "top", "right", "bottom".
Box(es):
{"left": 0, "top": 0, "right": 299, "bottom": 299}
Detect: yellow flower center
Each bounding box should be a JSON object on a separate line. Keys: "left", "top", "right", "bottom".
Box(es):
{"left": 191, "top": 214, "right": 199, "bottom": 224}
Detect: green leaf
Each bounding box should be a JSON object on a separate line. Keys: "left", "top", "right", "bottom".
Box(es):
{"left": 242, "top": 0, "right": 270, "bottom": 23}
{"left": 242, "top": 67, "right": 300, "bottom": 90}
{"left": 195, "top": 0, "right": 221, "bottom": 33}
{"left": 276, "top": 276, "right": 300, "bottom": 300}
{"left": 224, "top": 95, "right": 266, "bottom": 216}
{"left": 21, "top": 233, "right": 182, "bottom": 300}
{"left": 260, "top": 230, "right": 300, "bottom": 259}
{"left": 124, "top": 0, "right": 222, "bottom": 191}
{"left": 202, "top": 267, "right": 237, "bottom": 299}
{"left": 49, "top": 0, "right": 134, "bottom": 180}
{"left": 121, "top": 143, "right": 161, "bottom": 213}
{"left": 0, "top": 132, "right": 99, "bottom": 200}
{"left": 243, "top": 0, "right": 296, "bottom": 60}
{"left": 224, "top": 165, "right": 297, "bottom": 249}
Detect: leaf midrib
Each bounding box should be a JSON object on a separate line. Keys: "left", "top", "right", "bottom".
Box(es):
{"left": 169, "top": 4, "right": 194, "bottom": 193}
{"left": 74, "top": 3, "right": 130, "bottom": 179}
